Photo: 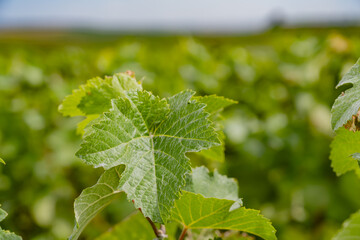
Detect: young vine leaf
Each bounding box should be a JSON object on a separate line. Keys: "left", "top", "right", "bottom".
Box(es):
{"left": 69, "top": 166, "right": 124, "bottom": 240}
{"left": 193, "top": 95, "right": 237, "bottom": 162}
{"left": 331, "top": 58, "right": 360, "bottom": 130}
{"left": 330, "top": 128, "right": 360, "bottom": 178}
{"left": 76, "top": 90, "right": 220, "bottom": 223}
{"left": 0, "top": 206, "right": 22, "bottom": 240}
{"left": 172, "top": 192, "right": 276, "bottom": 240}
{"left": 332, "top": 210, "right": 360, "bottom": 240}
{"left": 59, "top": 73, "right": 142, "bottom": 134}
{"left": 172, "top": 166, "right": 275, "bottom": 240}
{"left": 184, "top": 166, "right": 241, "bottom": 203}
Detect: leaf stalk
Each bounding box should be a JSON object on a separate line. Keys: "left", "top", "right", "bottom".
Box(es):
{"left": 178, "top": 227, "right": 188, "bottom": 240}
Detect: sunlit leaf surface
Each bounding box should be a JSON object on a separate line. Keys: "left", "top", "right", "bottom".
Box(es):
{"left": 172, "top": 192, "right": 276, "bottom": 240}
{"left": 330, "top": 128, "right": 360, "bottom": 178}
{"left": 77, "top": 90, "right": 220, "bottom": 223}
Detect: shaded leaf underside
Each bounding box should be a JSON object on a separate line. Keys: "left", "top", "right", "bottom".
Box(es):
{"left": 69, "top": 166, "right": 124, "bottom": 240}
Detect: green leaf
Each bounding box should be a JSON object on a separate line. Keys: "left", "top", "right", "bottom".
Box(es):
{"left": 0, "top": 206, "right": 22, "bottom": 240}
{"left": 95, "top": 212, "right": 178, "bottom": 240}
{"left": 193, "top": 95, "right": 237, "bottom": 117}
{"left": 331, "top": 58, "right": 360, "bottom": 130}
{"left": 69, "top": 166, "right": 124, "bottom": 240}
{"left": 76, "top": 90, "right": 220, "bottom": 223}
{"left": 333, "top": 210, "right": 360, "bottom": 240}
{"left": 193, "top": 95, "right": 237, "bottom": 162}
{"left": 172, "top": 191, "right": 276, "bottom": 240}
{"left": 59, "top": 73, "right": 142, "bottom": 134}
{"left": 95, "top": 212, "right": 155, "bottom": 240}
{"left": 76, "top": 114, "right": 99, "bottom": 135}
{"left": 220, "top": 232, "right": 255, "bottom": 240}
{"left": 195, "top": 131, "right": 226, "bottom": 163}
{"left": 0, "top": 207, "right": 7, "bottom": 222}
{"left": 0, "top": 230, "right": 22, "bottom": 240}
{"left": 0, "top": 158, "right": 4, "bottom": 165}
{"left": 330, "top": 128, "right": 360, "bottom": 177}
{"left": 184, "top": 166, "right": 241, "bottom": 203}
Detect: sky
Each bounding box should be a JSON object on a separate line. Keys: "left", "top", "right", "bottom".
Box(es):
{"left": 0, "top": 0, "right": 359, "bottom": 32}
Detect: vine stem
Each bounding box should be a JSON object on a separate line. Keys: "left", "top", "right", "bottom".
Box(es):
{"left": 137, "top": 207, "right": 167, "bottom": 239}
{"left": 178, "top": 227, "right": 188, "bottom": 240}
{"left": 145, "top": 216, "right": 161, "bottom": 238}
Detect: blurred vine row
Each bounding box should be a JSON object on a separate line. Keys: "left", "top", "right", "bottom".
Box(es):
{"left": 0, "top": 28, "right": 360, "bottom": 239}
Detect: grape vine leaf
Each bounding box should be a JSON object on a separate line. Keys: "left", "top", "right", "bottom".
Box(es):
{"left": 0, "top": 158, "right": 4, "bottom": 165}
{"left": 194, "top": 132, "right": 225, "bottom": 162}
{"left": 95, "top": 212, "right": 155, "bottom": 240}
{"left": 193, "top": 95, "right": 237, "bottom": 162}
{"left": 332, "top": 210, "right": 360, "bottom": 240}
{"left": 330, "top": 128, "right": 360, "bottom": 178}
{"left": 209, "top": 234, "right": 253, "bottom": 240}
{"left": 193, "top": 95, "right": 237, "bottom": 119}
{"left": 331, "top": 58, "right": 360, "bottom": 130}
{"left": 76, "top": 90, "right": 220, "bottom": 223}
{"left": 95, "top": 212, "right": 179, "bottom": 240}
{"left": 216, "top": 232, "right": 255, "bottom": 240}
{"left": 184, "top": 166, "right": 241, "bottom": 204}
{"left": 0, "top": 230, "right": 22, "bottom": 240}
{"left": 69, "top": 166, "right": 124, "bottom": 240}
{"left": 0, "top": 206, "right": 22, "bottom": 240}
{"left": 59, "top": 73, "right": 142, "bottom": 134}
{"left": 172, "top": 191, "right": 276, "bottom": 240}
{"left": 0, "top": 207, "right": 6, "bottom": 222}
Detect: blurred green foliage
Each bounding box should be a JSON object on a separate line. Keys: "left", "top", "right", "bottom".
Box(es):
{"left": 0, "top": 28, "right": 360, "bottom": 240}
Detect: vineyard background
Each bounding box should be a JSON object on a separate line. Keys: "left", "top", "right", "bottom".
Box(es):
{"left": 1, "top": 28, "right": 360, "bottom": 239}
